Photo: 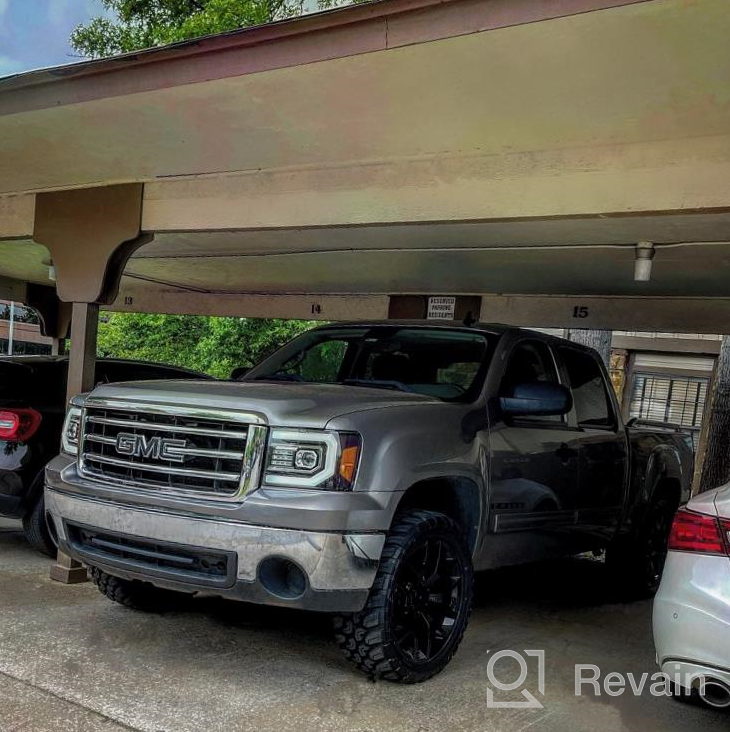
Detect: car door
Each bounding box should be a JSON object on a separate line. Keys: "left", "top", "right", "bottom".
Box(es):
{"left": 488, "top": 338, "right": 582, "bottom": 559}
{"left": 556, "top": 345, "right": 628, "bottom": 541}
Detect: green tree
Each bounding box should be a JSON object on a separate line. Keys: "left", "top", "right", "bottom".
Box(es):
{"left": 97, "top": 312, "right": 315, "bottom": 378}
{"left": 71, "top": 0, "right": 361, "bottom": 58}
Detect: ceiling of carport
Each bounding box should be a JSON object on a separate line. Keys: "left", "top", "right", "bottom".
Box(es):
{"left": 122, "top": 242, "right": 730, "bottom": 297}
{"left": 4, "top": 212, "right": 730, "bottom": 298}
{"left": 120, "top": 213, "right": 730, "bottom": 297}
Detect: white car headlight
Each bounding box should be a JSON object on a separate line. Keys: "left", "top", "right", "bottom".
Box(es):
{"left": 263, "top": 429, "right": 361, "bottom": 491}
{"left": 61, "top": 405, "right": 82, "bottom": 455}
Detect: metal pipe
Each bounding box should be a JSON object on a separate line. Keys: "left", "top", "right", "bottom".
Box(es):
{"left": 698, "top": 679, "right": 730, "bottom": 709}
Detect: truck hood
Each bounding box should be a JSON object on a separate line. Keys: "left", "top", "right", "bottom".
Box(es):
{"left": 85, "top": 379, "right": 438, "bottom": 428}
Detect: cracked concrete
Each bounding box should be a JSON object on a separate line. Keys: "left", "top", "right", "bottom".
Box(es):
{"left": 0, "top": 518, "right": 726, "bottom": 732}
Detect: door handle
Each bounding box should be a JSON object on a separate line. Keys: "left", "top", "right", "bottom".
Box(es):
{"left": 555, "top": 444, "right": 577, "bottom": 463}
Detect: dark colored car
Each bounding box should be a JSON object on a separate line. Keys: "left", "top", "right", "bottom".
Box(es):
{"left": 0, "top": 356, "right": 209, "bottom": 556}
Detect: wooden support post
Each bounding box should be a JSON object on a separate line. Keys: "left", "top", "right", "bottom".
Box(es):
{"left": 32, "top": 186, "right": 142, "bottom": 585}
{"left": 65, "top": 302, "right": 99, "bottom": 403}
{"left": 50, "top": 302, "right": 99, "bottom": 584}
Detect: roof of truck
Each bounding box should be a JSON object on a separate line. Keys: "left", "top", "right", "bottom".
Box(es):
{"left": 312, "top": 320, "right": 595, "bottom": 351}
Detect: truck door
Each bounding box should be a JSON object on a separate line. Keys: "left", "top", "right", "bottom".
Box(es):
{"left": 556, "top": 345, "right": 628, "bottom": 541}
{"left": 489, "top": 338, "right": 581, "bottom": 559}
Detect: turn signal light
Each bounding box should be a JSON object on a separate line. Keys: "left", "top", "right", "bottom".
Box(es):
{"left": 339, "top": 445, "right": 359, "bottom": 483}
{"left": 0, "top": 408, "right": 42, "bottom": 442}
{"left": 335, "top": 434, "right": 361, "bottom": 490}
{"left": 668, "top": 508, "right": 729, "bottom": 556}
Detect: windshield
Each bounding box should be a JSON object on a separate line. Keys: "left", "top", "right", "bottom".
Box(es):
{"left": 245, "top": 326, "right": 495, "bottom": 402}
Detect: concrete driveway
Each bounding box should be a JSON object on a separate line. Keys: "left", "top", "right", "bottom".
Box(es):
{"left": 0, "top": 518, "right": 726, "bottom": 732}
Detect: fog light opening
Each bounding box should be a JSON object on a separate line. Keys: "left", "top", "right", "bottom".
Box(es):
{"left": 258, "top": 557, "right": 307, "bottom": 600}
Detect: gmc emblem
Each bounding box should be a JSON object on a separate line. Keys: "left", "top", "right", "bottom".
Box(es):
{"left": 115, "top": 432, "right": 186, "bottom": 463}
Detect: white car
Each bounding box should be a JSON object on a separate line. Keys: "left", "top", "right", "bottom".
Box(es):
{"left": 653, "top": 483, "right": 730, "bottom": 709}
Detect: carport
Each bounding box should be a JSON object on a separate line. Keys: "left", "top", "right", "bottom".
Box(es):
{"left": 1, "top": 0, "right": 729, "bottom": 586}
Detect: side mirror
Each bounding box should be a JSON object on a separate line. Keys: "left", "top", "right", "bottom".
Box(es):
{"left": 499, "top": 382, "right": 572, "bottom": 417}
{"left": 230, "top": 366, "right": 250, "bottom": 381}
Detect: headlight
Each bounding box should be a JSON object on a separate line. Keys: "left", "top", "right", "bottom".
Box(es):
{"left": 61, "top": 405, "right": 82, "bottom": 455}
{"left": 263, "top": 429, "right": 361, "bottom": 491}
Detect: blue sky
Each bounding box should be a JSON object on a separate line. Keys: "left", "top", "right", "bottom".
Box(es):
{"left": 0, "top": 0, "right": 114, "bottom": 77}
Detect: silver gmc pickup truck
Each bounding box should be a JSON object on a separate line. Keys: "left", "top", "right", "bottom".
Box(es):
{"left": 46, "top": 322, "right": 693, "bottom": 682}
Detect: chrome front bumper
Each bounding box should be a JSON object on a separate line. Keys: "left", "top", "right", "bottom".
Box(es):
{"left": 45, "top": 486, "right": 385, "bottom": 613}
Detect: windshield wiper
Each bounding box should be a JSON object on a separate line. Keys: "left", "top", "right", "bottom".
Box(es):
{"left": 341, "top": 378, "right": 413, "bottom": 393}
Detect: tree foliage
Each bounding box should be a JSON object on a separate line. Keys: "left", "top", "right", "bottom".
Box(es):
{"left": 71, "top": 0, "right": 362, "bottom": 58}
{"left": 97, "top": 312, "right": 315, "bottom": 378}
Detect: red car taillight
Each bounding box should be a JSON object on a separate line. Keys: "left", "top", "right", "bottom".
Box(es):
{"left": 668, "top": 508, "right": 730, "bottom": 556}
{"left": 0, "top": 408, "right": 42, "bottom": 442}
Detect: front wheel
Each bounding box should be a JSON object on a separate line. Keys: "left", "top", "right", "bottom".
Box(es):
{"left": 333, "top": 509, "right": 473, "bottom": 683}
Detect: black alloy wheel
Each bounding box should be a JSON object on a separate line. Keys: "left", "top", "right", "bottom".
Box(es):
{"left": 391, "top": 535, "right": 465, "bottom": 665}
{"left": 334, "top": 509, "right": 473, "bottom": 683}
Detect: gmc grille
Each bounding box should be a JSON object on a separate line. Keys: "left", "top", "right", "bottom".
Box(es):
{"left": 78, "top": 402, "right": 265, "bottom": 500}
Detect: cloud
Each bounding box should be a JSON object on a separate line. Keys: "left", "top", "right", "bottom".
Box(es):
{"left": 0, "top": 54, "right": 23, "bottom": 78}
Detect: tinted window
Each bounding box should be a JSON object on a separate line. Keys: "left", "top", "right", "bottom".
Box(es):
{"left": 560, "top": 348, "right": 614, "bottom": 428}
{"left": 500, "top": 341, "right": 559, "bottom": 393}
{"left": 500, "top": 341, "right": 561, "bottom": 422}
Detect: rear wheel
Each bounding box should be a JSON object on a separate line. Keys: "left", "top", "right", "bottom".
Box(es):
{"left": 607, "top": 497, "right": 675, "bottom": 597}
{"left": 22, "top": 490, "right": 57, "bottom": 558}
{"left": 333, "top": 509, "right": 473, "bottom": 683}
{"left": 90, "top": 567, "right": 182, "bottom": 612}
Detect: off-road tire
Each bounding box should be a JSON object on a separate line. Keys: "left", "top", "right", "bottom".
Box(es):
{"left": 333, "top": 509, "right": 473, "bottom": 683}
{"left": 90, "top": 566, "right": 181, "bottom": 612}
{"left": 22, "top": 490, "right": 57, "bottom": 558}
